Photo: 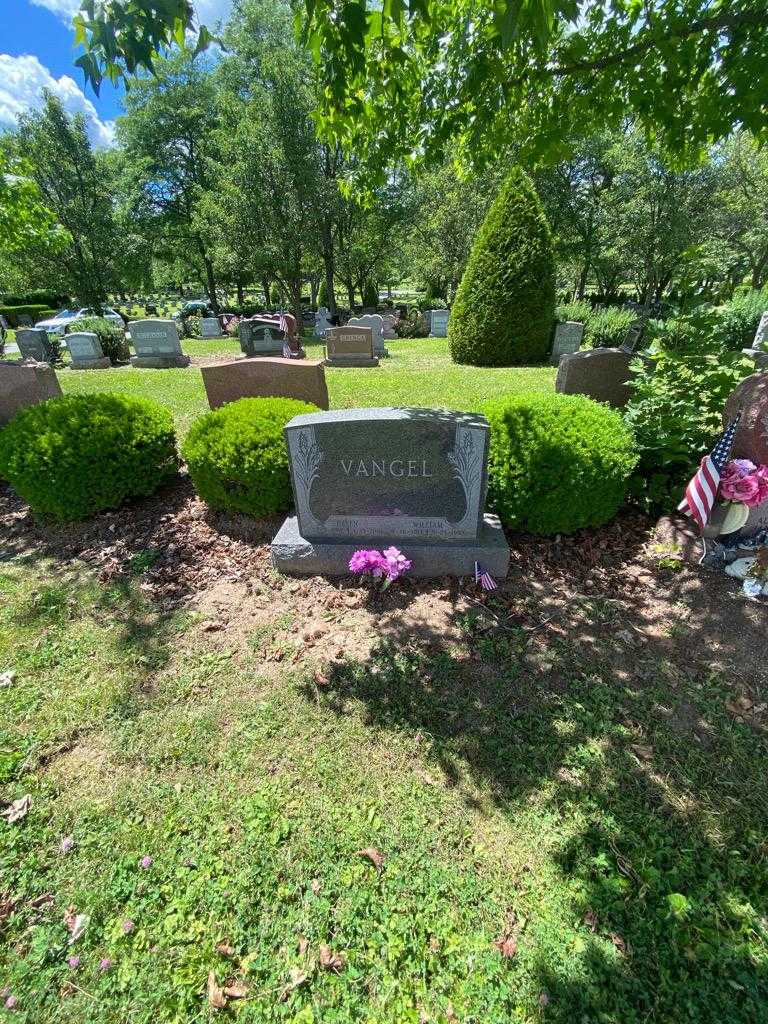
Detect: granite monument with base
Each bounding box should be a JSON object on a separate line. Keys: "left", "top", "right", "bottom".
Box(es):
{"left": 129, "top": 319, "right": 190, "bottom": 368}
{"left": 324, "top": 326, "right": 379, "bottom": 368}
{"left": 16, "top": 327, "right": 53, "bottom": 363}
{"left": 347, "top": 314, "right": 388, "bottom": 357}
{"left": 238, "top": 318, "right": 286, "bottom": 357}
{"left": 201, "top": 357, "right": 329, "bottom": 410}
{"left": 201, "top": 317, "right": 223, "bottom": 339}
{"left": 66, "top": 332, "right": 111, "bottom": 369}
{"left": 271, "top": 407, "right": 510, "bottom": 578}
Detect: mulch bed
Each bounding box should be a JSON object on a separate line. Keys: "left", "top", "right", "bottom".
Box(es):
{"left": 2, "top": 478, "right": 765, "bottom": 696}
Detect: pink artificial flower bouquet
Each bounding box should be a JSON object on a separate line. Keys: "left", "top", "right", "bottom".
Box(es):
{"left": 720, "top": 460, "right": 768, "bottom": 508}
{"left": 348, "top": 546, "right": 412, "bottom": 589}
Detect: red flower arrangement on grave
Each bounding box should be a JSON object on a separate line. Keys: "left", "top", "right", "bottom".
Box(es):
{"left": 719, "top": 460, "right": 768, "bottom": 508}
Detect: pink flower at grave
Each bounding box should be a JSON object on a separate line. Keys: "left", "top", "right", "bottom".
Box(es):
{"left": 139, "top": 855, "right": 153, "bottom": 870}
{"left": 348, "top": 549, "right": 386, "bottom": 576}
{"left": 122, "top": 920, "right": 135, "bottom": 935}
{"left": 721, "top": 473, "right": 761, "bottom": 505}
{"left": 67, "top": 955, "right": 80, "bottom": 969}
{"left": 99, "top": 958, "right": 112, "bottom": 972}
{"left": 721, "top": 459, "right": 757, "bottom": 484}
{"left": 753, "top": 466, "right": 768, "bottom": 504}
{"left": 4, "top": 994, "right": 17, "bottom": 1010}
{"left": 382, "top": 546, "right": 412, "bottom": 581}
{"left": 60, "top": 836, "right": 74, "bottom": 854}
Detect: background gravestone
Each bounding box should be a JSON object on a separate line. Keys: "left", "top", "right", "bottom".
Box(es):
{"left": 238, "top": 319, "right": 286, "bottom": 357}
{"left": 742, "top": 311, "right": 768, "bottom": 369}
{"left": 0, "top": 360, "right": 62, "bottom": 424}
{"left": 429, "top": 309, "right": 450, "bottom": 338}
{"left": 324, "top": 326, "right": 378, "bottom": 367}
{"left": 16, "top": 328, "right": 51, "bottom": 362}
{"left": 347, "top": 314, "right": 388, "bottom": 357}
{"left": 201, "top": 358, "right": 329, "bottom": 410}
{"left": 201, "top": 317, "right": 222, "bottom": 338}
{"left": 129, "top": 319, "right": 190, "bottom": 368}
{"left": 382, "top": 314, "right": 398, "bottom": 340}
{"left": 315, "top": 306, "right": 332, "bottom": 335}
{"left": 272, "top": 407, "right": 509, "bottom": 577}
{"left": 66, "top": 332, "right": 111, "bottom": 369}
{"left": 556, "top": 348, "right": 635, "bottom": 408}
{"left": 550, "top": 321, "right": 584, "bottom": 365}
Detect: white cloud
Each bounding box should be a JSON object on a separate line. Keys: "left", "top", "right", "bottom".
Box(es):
{"left": 0, "top": 54, "right": 116, "bottom": 147}
{"left": 30, "top": 0, "right": 233, "bottom": 26}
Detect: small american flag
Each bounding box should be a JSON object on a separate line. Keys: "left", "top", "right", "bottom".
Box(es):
{"left": 474, "top": 561, "right": 497, "bottom": 591}
{"left": 678, "top": 412, "right": 742, "bottom": 530}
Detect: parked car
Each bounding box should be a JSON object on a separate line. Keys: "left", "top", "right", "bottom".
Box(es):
{"left": 174, "top": 300, "right": 213, "bottom": 320}
{"left": 35, "top": 307, "right": 124, "bottom": 336}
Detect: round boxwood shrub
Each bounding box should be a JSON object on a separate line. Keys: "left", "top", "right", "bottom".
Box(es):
{"left": 0, "top": 394, "right": 178, "bottom": 521}
{"left": 449, "top": 167, "right": 555, "bottom": 366}
{"left": 483, "top": 393, "right": 637, "bottom": 534}
{"left": 183, "top": 397, "right": 319, "bottom": 517}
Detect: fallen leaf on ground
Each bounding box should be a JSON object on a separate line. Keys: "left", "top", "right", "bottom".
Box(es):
{"left": 356, "top": 847, "right": 384, "bottom": 873}
{"left": 1, "top": 795, "right": 32, "bottom": 823}
{"left": 610, "top": 932, "right": 629, "bottom": 955}
{"left": 630, "top": 744, "right": 654, "bottom": 761}
{"left": 215, "top": 942, "right": 235, "bottom": 957}
{"left": 279, "top": 967, "right": 308, "bottom": 1002}
{"left": 313, "top": 667, "right": 330, "bottom": 686}
{"left": 319, "top": 944, "right": 345, "bottom": 971}
{"left": 223, "top": 982, "right": 249, "bottom": 999}
{"left": 68, "top": 913, "right": 90, "bottom": 944}
{"left": 310, "top": 879, "right": 321, "bottom": 894}
{"left": 297, "top": 936, "right": 309, "bottom": 955}
{"left": 583, "top": 909, "right": 599, "bottom": 932}
{"left": 207, "top": 970, "right": 227, "bottom": 1009}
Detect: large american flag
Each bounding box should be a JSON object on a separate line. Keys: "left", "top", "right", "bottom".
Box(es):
{"left": 678, "top": 412, "right": 742, "bottom": 530}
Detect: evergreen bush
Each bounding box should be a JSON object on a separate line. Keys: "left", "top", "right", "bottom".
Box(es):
{"left": 483, "top": 393, "right": 637, "bottom": 534}
{"left": 0, "top": 394, "right": 178, "bottom": 521}
{"left": 68, "top": 317, "right": 130, "bottom": 364}
{"left": 183, "top": 397, "right": 319, "bottom": 517}
{"left": 449, "top": 168, "right": 555, "bottom": 366}
{"left": 717, "top": 289, "right": 767, "bottom": 350}
{"left": 361, "top": 281, "right": 379, "bottom": 308}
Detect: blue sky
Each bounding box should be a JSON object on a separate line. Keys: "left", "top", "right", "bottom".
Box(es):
{"left": 0, "top": 0, "right": 232, "bottom": 146}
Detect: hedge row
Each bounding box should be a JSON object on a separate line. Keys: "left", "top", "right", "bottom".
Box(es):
{"left": 0, "top": 392, "right": 636, "bottom": 536}
{"left": 0, "top": 304, "right": 54, "bottom": 327}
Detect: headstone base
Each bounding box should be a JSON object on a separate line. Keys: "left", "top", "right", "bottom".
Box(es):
{"left": 131, "top": 355, "right": 191, "bottom": 368}
{"left": 377, "top": 347, "right": 390, "bottom": 358}
{"left": 324, "top": 356, "right": 380, "bottom": 368}
{"left": 271, "top": 513, "right": 510, "bottom": 579}
{"left": 71, "top": 357, "right": 112, "bottom": 370}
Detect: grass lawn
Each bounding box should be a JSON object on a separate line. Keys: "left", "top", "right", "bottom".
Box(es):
{"left": 1, "top": 493, "right": 767, "bottom": 1022}
{"left": 54, "top": 337, "right": 556, "bottom": 437}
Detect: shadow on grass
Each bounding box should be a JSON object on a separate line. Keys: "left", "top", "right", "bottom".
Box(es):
{"left": 301, "top": 577, "right": 768, "bottom": 1023}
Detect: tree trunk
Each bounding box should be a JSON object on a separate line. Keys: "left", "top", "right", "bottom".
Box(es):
{"left": 576, "top": 261, "right": 589, "bottom": 300}
{"left": 320, "top": 218, "right": 337, "bottom": 317}
{"left": 344, "top": 279, "right": 355, "bottom": 309}
{"left": 236, "top": 278, "right": 244, "bottom": 306}
{"left": 262, "top": 277, "right": 271, "bottom": 307}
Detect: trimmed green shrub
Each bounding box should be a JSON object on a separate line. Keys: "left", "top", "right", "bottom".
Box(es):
{"left": 183, "top": 397, "right": 319, "bottom": 517}
{"left": 555, "top": 300, "right": 592, "bottom": 325}
{"left": 0, "top": 394, "right": 178, "bottom": 521}
{"left": 483, "top": 393, "right": 637, "bottom": 535}
{"left": 584, "top": 307, "right": 636, "bottom": 348}
{"left": 361, "top": 281, "right": 379, "bottom": 308}
{"left": 0, "top": 304, "right": 51, "bottom": 327}
{"left": 449, "top": 168, "right": 555, "bottom": 366}
{"left": 67, "top": 317, "right": 130, "bottom": 364}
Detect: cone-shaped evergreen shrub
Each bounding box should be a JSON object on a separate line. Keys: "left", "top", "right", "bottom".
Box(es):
{"left": 183, "top": 397, "right": 319, "bottom": 517}
{"left": 483, "top": 392, "right": 637, "bottom": 534}
{"left": 449, "top": 168, "right": 555, "bottom": 366}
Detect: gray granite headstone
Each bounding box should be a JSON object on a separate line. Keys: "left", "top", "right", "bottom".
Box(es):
{"left": 129, "top": 319, "right": 190, "bottom": 368}
{"left": 238, "top": 318, "right": 286, "bottom": 357}
{"left": 201, "top": 317, "right": 222, "bottom": 338}
{"left": 16, "top": 327, "right": 49, "bottom": 362}
{"left": 347, "top": 314, "right": 388, "bottom": 357}
{"left": 550, "top": 321, "right": 584, "bottom": 365}
{"left": 66, "top": 332, "right": 111, "bottom": 369}
{"left": 271, "top": 407, "right": 509, "bottom": 578}
{"left": 324, "top": 326, "right": 378, "bottom": 367}
{"left": 429, "top": 309, "right": 450, "bottom": 338}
